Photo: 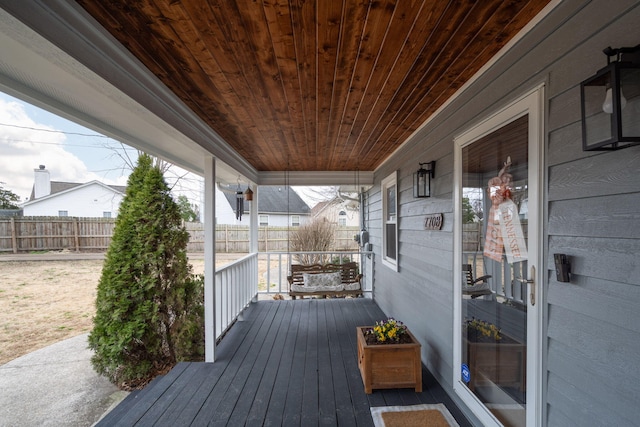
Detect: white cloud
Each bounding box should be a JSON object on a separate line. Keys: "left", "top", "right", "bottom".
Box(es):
{"left": 0, "top": 98, "right": 117, "bottom": 201}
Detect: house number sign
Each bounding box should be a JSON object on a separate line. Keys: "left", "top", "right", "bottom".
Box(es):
{"left": 424, "top": 213, "right": 443, "bottom": 230}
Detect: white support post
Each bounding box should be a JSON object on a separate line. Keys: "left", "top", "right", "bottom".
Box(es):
{"left": 204, "top": 156, "right": 216, "bottom": 362}
{"left": 249, "top": 186, "right": 259, "bottom": 303}
{"left": 249, "top": 186, "right": 258, "bottom": 253}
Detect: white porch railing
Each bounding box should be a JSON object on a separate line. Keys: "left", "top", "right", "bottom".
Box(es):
{"left": 258, "top": 251, "right": 374, "bottom": 297}
{"left": 463, "top": 251, "right": 526, "bottom": 306}
{"left": 215, "top": 253, "right": 258, "bottom": 340}
{"left": 213, "top": 251, "right": 374, "bottom": 342}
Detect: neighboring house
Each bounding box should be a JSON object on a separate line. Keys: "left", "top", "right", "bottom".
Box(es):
{"left": 311, "top": 197, "right": 359, "bottom": 227}
{"left": 22, "top": 166, "right": 125, "bottom": 218}
{"left": 216, "top": 185, "right": 310, "bottom": 226}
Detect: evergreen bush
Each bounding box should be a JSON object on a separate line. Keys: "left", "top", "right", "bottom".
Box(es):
{"left": 88, "top": 154, "right": 204, "bottom": 389}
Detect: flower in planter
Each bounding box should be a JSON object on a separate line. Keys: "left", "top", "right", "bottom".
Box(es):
{"left": 465, "top": 318, "right": 502, "bottom": 341}
{"left": 369, "top": 318, "right": 408, "bottom": 343}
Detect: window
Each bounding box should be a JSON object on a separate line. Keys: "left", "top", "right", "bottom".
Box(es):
{"left": 58, "top": 210, "right": 68, "bottom": 217}
{"left": 103, "top": 211, "right": 112, "bottom": 218}
{"left": 338, "top": 210, "right": 347, "bottom": 226}
{"left": 381, "top": 171, "right": 398, "bottom": 270}
{"left": 259, "top": 215, "right": 269, "bottom": 226}
{"left": 291, "top": 215, "right": 300, "bottom": 226}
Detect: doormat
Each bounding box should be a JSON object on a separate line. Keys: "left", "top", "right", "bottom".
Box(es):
{"left": 370, "top": 403, "right": 460, "bottom": 427}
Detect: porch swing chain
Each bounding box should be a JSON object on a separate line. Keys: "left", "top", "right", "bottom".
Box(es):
{"left": 286, "top": 165, "right": 291, "bottom": 275}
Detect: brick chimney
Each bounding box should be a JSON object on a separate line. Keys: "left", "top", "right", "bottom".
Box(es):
{"left": 33, "top": 165, "right": 51, "bottom": 199}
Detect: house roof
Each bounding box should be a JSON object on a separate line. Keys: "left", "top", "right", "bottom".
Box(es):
{"left": 311, "top": 200, "right": 332, "bottom": 218}
{"left": 29, "top": 181, "right": 126, "bottom": 201}
{"left": 24, "top": 180, "right": 126, "bottom": 206}
{"left": 310, "top": 197, "right": 357, "bottom": 221}
{"left": 221, "top": 186, "right": 310, "bottom": 215}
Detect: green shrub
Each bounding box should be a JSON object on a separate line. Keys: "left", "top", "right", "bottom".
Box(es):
{"left": 88, "top": 154, "right": 204, "bottom": 389}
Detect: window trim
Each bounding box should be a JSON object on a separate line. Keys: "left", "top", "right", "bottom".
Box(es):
{"left": 381, "top": 171, "right": 398, "bottom": 271}
{"left": 338, "top": 210, "right": 347, "bottom": 226}
{"left": 259, "top": 214, "right": 269, "bottom": 226}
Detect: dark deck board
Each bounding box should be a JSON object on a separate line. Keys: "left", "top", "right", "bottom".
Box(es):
{"left": 97, "top": 299, "right": 472, "bottom": 426}
{"left": 300, "top": 299, "right": 320, "bottom": 426}
{"left": 241, "top": 301, "right": 294, "bottom": 426}
{"left": 191, "top": 302, "right": 278, "bottom": 424}
{"left": 261, "top": 301, "right": 302, "bottom": 426}
{"left": 332, "top": 300, "right": 375, "bottom": 427}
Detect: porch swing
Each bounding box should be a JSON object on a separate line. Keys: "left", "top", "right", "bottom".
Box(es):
{"left": 286, "top": 169, "right": 363, "bottom": 300}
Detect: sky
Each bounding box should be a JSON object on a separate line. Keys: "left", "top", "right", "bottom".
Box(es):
{"left": 0, "top": 91, "right": 204, "bottom": 205}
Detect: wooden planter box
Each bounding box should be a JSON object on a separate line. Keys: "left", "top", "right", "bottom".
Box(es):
{"left": 465, "top": 332, "right": 526, "bottom": 392}
{"left": 356, "top": 326, "right": 422, "bottom": 394}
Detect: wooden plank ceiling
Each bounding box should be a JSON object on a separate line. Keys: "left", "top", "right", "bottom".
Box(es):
{"left": 75, "top": 0, "right": 550, "bottom": 173}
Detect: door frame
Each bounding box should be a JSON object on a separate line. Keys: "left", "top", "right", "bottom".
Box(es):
{"left": 452, "top": 85, "right": 545, "bottom": 427}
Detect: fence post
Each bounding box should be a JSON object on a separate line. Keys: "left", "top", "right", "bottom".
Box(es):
{"left": 264, "top": 227, "right": 269, "bottom": 252}
{"left": 10, "top": 217, "right": 17, "bottom": 254}
{"left": 73, "top": 217, "right": 80, "bottom": 252}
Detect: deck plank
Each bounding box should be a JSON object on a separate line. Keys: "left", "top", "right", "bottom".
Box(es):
{"left": 190, "top": 302, "right": 279, "bottom": 424}
{"left": 261, "top": 300, "right": 303, "bottom": 426}
{"left": 108, "top": 362, "right": 190, "bottom": 425}
{"left": 327, "top": 300, "right": 363, "bottom": 427}
{"left": 300, "top": 300, "right": 320, "bottom": 426}
{"left": 317, "top": 302, "right": 338, "bottom": 426}
{"left": 281, "top": 300, "right": 310, "bottom": 426}
{"left": 225, "top": 301, "right": 291, "bottom": 426}
{"left": 97, "top": 299, "right": 472, "bottom": 426}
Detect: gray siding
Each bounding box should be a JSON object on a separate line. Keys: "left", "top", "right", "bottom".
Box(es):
{"left": 367, "top": 0, "right": 640, "bottom": 425}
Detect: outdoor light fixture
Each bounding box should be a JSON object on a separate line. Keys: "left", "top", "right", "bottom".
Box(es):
{"left": 580, "top": 44, "right": 640, "bottom": 151}
{"left": 413, "top": 161, "right": 435, "bottom": 198}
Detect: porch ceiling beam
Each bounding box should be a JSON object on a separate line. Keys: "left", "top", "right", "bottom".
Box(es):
{"left": 257, "top": 170, "right": 374, "bottom": 187}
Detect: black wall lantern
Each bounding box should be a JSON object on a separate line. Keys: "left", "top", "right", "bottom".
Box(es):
{"left": 580, "top": 45, "right": 640, "bottom": 151}
{"left": 413, "top": 161, "right": 435, "bottom": 198}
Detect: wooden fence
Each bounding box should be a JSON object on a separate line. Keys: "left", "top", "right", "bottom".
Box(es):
{"left": 0, "top": 217, "right": 360, "bottom": 254}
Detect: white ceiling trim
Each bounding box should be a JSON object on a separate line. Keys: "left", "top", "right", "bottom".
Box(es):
{"left": 258, "top": 171, "right": 374, "bottom": 187}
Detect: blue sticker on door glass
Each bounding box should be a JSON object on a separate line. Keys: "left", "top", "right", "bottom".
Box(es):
{"left": 461, "top": 364, "right": 470, "bottom": 383}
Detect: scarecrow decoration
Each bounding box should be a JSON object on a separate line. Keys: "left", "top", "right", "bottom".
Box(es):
{"left": 483, "top": 156, "right": 528, "bottom": 263}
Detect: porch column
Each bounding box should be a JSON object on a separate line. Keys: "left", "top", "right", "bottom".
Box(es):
{"left": 204, "top": 156, "right": 216, "bottom": 362}
{"left": 249, "top": 186, "right": 258, "bottom": 303}
{"left": 249, "top": 185, "right": 258, "bottom": 253}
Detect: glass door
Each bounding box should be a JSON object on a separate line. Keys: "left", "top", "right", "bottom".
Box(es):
{"left": 454, "top": 88, "right": 543, "bottom": 427}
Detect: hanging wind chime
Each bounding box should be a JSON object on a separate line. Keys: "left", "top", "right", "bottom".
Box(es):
{"left": 235, "top": 180, "right": 244, "bottom": 221}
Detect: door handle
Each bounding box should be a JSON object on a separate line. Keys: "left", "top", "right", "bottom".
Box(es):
{"left": 515, "top": 266, "right": 536, "bottom": 306}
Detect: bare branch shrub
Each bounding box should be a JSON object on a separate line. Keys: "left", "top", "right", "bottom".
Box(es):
{"left": 290, "top": 218, "right": 336, "bottom": 265}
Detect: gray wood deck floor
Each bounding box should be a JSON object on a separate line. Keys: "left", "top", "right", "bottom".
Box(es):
{"left": 97, "top": 299, "right": 472, "bottom": 426}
